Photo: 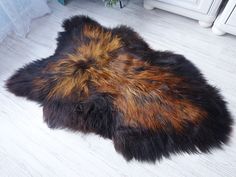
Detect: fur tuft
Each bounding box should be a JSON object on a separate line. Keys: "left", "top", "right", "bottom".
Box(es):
{"left": 62, "top": 15, "right": 100, "bottom": 31}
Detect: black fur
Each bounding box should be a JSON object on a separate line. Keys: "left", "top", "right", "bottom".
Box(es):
{"left": 6, "top": 15, "right": 233, "bottom": 162}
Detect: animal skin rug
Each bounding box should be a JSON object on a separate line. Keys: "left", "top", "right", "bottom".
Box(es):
{"left": 6, "top": 15, "right": 233, "bottom": 162}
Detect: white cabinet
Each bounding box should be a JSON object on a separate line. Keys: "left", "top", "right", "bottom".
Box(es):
{"left": 156, "top": 0, "right": 214, "bottom": 13}
{"left": 227, "top": 8, "right": 236, "bottom": 27}
{"left": 144, "top": 0, "right": 223, "bottom": 27}
{"left": 213, "top": 0, "right": 236, "bottom": 36}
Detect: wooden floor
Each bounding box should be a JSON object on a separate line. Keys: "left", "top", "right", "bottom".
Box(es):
{"left": 0, "top": 0, "right": 236, "bottom": 176}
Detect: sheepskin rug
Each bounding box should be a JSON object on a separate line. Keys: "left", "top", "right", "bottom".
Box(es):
{"left": 6, "top": 15, "right": 232, "bottom": 162}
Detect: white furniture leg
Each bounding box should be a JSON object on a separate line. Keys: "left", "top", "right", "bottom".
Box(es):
{"left": 212, "top": 26, "right": 226, "bottom": 35}
{"left": 143, "top": 2, "right": 154, "bottom": 10}
{"left": 198, "top": 21, "right": 213, "bottom": 28}
{"left": 212, "top": 0, "right": 236, "bottom": 36}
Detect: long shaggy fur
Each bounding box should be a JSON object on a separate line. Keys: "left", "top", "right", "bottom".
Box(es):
{"left": 6, "top": 15, "right": 233, "bottom": 162}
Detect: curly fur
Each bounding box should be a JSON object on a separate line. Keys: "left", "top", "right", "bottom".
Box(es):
{"left": 6, "top": 15, "right": 233, "bottom": 162}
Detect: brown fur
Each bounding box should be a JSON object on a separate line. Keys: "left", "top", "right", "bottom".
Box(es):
{"left": 35, "top": 25, "right": 206, "bottom": 131}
